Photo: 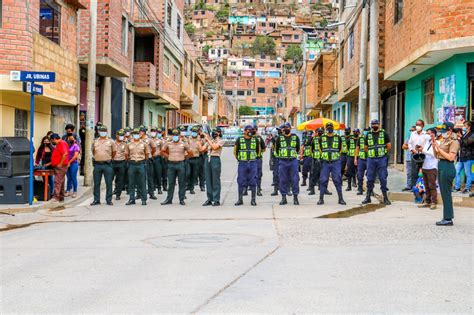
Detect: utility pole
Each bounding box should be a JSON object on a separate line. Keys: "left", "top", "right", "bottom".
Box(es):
{"left": 357, "top": 1, "right": 369, "bottom": 130}
{"left": 369, "top": 0, "right": 379, "bottom": 121}
{"left": 214, "top": 60, "right": 220, "bottom": 127}
{"left": 84, "top": 0, "right": 97, "bottom": 187}
{"left": 301, "top": 32, "right": 308, "bottom": 122}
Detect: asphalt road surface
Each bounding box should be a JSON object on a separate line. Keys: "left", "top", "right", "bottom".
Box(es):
{"left": 1, "top": 148, "right": 472, "bottom": 313}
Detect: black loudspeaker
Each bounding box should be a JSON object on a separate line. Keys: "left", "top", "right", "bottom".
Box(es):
{"left": 0, "top": 176, "right": 30, "bottom": 204}
{"left": 0, "top": 137, "right": 30, "bottom": 177}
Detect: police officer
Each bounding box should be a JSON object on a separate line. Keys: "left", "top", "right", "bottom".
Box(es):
{"left": 234, "top": 125, "right": 261, "bottom": 206}
{"left": 362, "top": 119, "right": 392, "bottom": 205}
{"left": 122, "top": 126, "right": 132, "bottom": 193}
{"left": 186, "top": 126, "right": 203, "bottom": 194}
{"left": 202, "top": 128, "right": 225, "bottom": 206}
{"left": 341, "top": 127, "right": 351, "bottom": 177}
{"left": 150, "top": 127, "right": 164, "bottom": 195}
{"left": 125, "top": 128, "right": 149, "bottom": 205}
{"left": 161, "top": 129, "right": 193, "bottom": 205}
{"left": 161, "top": 128, "right": 169, "bottom": 191}
{"left": 251, "top": 124, "right": 266, "bottom": 196}
{"left": 197, "top": 125, "right": 207, "bottom": 192}
{"left": 345, "top": 128, "right": 358, "bottom": 191}
{"left": 354, "top": 128, "right": 368, "bottom": 195}
{"left": 91, "top": 125, "right": 116, "bottom": 206}
{"left": 300, "top": 131, "right": 313, "bottom": 187}
{"left": 270, "top": 127, "right": 281, "bottom": 196}
{"left": 113, "top": 129, "right": 127, "bottom": 200}
{"left": 140, "top": 126, "right": 157, "bottom": 200}
{"left": 318, "top": 122, "right": 346, "bottom": 205}
{"left": 276, "top": 122, "right": 300, "bottom": 205}
{"left": 308, "top": 128, "right": 322, "bottom": 195}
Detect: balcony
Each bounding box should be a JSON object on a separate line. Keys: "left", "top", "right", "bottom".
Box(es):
{"left": 133, "top": 62, "right": 157, "bottom": 98}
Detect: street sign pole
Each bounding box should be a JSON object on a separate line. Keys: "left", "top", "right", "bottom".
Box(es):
{"left": 29, "top": 82, "right": 35, "bottom": 205}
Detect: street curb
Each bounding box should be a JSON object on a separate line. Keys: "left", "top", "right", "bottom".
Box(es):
{"left": 389, "top": 192, "right": 474, "bottom": 208}
{"left": 0, "top": 187, "right": 92, "bottom": 215}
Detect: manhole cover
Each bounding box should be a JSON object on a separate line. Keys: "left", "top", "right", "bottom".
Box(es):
{"left": 144, "top": 233, "right": 264, "bottom": 249}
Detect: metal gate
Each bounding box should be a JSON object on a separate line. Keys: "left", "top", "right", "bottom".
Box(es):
{"left": 50, "top": 105, "right": 76, "bottom": 134}
{"left": 133, "top": 96, "right": 143, "bottom": 127}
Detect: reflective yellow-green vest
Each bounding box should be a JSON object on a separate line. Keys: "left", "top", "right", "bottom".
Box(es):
{"left": 303, "top": 141, "right": 312, "bottom": 157}
{"left": 347, "top": 136, "right": 357, "bottom": 157}
{"left": 320, "top": 134, "right": 340, "bottom": 161}
{"left": 278, "top": 135, "right": 298, "bottom": 159}
{"left": 367, "top": 130, "right": 387, "bottom": 158}
{"left": 237, "top": 137, "right": 257, "bottom": 161}
{"left": 312, "top": 137, "right": 321, "bottom": 159}
{"left": 341, "top": 136, "right": 348, "bottom": 154}
{"left": 358, "top": 136, "right": 366, "bottom": 160}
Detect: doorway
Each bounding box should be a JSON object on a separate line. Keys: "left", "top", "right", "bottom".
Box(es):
{"left": 468, "top": 63, "right": 474, "bottom": 119}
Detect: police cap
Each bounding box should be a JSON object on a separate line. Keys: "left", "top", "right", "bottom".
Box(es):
{"left": 370, "top": 119, "right": 380, "bottom": 125}
{"left": 325, "top": 122, "right": 334, "bottom": 128}
{"left": 98, "top": 125, "right": 107, "bottom": 131}
{"left": 172, "top": 128, "right": 180, "bottom": 135}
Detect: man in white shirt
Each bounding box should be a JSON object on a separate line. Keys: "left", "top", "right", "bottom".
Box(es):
{"left": 408, "top": 119, "right": 430, "bottom": 188}
{"left": 419, "top": 127, "right": 439, "bottom": 209}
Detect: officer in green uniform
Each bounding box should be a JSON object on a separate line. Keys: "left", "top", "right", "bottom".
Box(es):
{"left": 161, "top": 129, "right": 194, "bottom": 205}
{"left": 345, "top": 129, "right": 358, "bottom": 191}
{"left": 197, "top": 125, "right": 207, "bottom": 191}
{"left": 125, "top": 128, "right": 149, "bottom": 206}
{"left": 140, "top": 126, "right": 157, "bottom": 200}
{"left": 91, "top": 125, "right": 116, "bottom": 206}
{"left": 113, "top": 129, "right": 127, "bottom": 200}
{"left": 151, "top": 127, "right": 165, "bottom": 195}
{"left": 186, "top": 126, "right": 203, "bottom": 194}
{"left": 202, "top": 128, "right": 225, "bottom": 206}
{"left": 122, "top": 126, "right": 132, "bottom": 193}
{"left": 160, "top": 128, "right": 169, "bottom": 191}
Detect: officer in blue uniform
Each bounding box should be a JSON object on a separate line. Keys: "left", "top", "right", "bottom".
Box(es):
{"left": 318, "top": 122, "right": 346, "bottom": 205}
{"left": 362, "top": 119, "right": 392, "bottom": 205}
{"left": 300, "top": 131, "right": 313, "bottom": 187}
{"left": 341, "top": 127, "right": 350, "bottom": 177}
{"left": 275, "top": 122, "right": 300, "bottom": 205}
{"left": 270, "top": 127, "right": 282, "bottom": 196}
{"left": 345, "top": 128, "right": 358, "bottom": 191}
{"left": 354, "top": 128, "right": 368, "bottom": 195}
{"left": 308, "top": 128, "right": 322, "bottom": 195}
{"left": 254, "top": 124, "right": 266, "bottom": 196}
{"left": 234, "top": 125, "right": 261, "bottom": 206}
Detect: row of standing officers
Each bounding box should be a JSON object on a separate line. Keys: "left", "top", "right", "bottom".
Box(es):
{"left": 91, "top": 125, "right": 225, "bottom": 206}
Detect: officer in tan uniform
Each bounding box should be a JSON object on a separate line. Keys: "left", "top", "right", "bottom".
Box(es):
{"left": 140, "top": 126, "right": 157, "bottom": 200}
{"left": 113, "top": 129, "right": 127, "bottom": 200}
{"left": 150, "top": 127, "right": 164, "bottom": 195}
{"left": 202, "top": 128, "right": 225, "bottom": 206}
{"left": 161, "top": 129, "right": 193, "bottom": 205}
{"left": 186, "top": 126, "right": 203, "bottom": 194}
{"left": 91, "top": 125, "right": 117, "bottom": 206}
{"left": 125, "top": 128, "right": 150, "bottom": 205}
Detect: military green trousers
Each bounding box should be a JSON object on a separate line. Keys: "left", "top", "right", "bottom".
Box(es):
{"left": 186, "top": 157, "right": 201, "bottom": 191}
{"left": 165, "top": 161, "right": 186, "bottom": 202}
{"left": 112, "top": 160, "right": 126, "bottom": 198}
{"left": 93, "top": 162, "right": 113, "bottom": 203}
{"left": 205, "top": 156, "right": 221, "bottom": 202}
{"left": 128, "top": 161, "right": 147, "bottom": 202}
{"left": 438, "top": 160, "right": 456, "bottom": 220}
{"left": 152, "top": 156, "right": 163, "bottom": 190}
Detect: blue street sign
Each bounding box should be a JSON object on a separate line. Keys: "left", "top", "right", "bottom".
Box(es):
{"left": 23, "top": 82, "right": 43, "bottom": 95}
{"left": 17, "top": 71, "right": 56, "bottom": 82}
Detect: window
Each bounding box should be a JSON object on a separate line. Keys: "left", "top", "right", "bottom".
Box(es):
{"left": 173, "top": 65, "right": 179, "bottom": 84}
{"left": 164, "top": 56, "right": 170, "bottom": 75}
{"left": 340, "top": 42, "right": 345, "bottom": 69}
{"left": 210, "top": 49, "right": 215, "bottom": 54}
{"left": 194, "top": 11, "right": 198, "bottom": 15}
{"left": 259, "top": 78, "right": 265, "bottom": 83}
{"left": 252, "top": 98, "right": 256, "bottom": 103}
{"left": 276, "top": 63, "right": 281, "bottom": 68}
{"left": 269, "top": 22, "right": 276, "bottom": 28}
{"left": 258, "top": 87, "right": 265, "bottom": 93}
{"left": 423, "top": 77, "right": 435, "bottom": 124}
{"left": 39, "top": 0, "right": 61, "bottom": 44}
{"left": 177, "top": 15, "right": 181, "bottom": 39}
{"left": 260, "top": 62, "right": 264, "bottom": 66}
{"left": 261, "top": 22, "right": 266, "bottom": 27}
{"left": 395, "top": 0, "right": 403, "bottom": 23}
{"left": 237, "top": 90, "right": 245, "bottom": 96}
{"left": 247, "top": 90, "right": 252, "bottom": 95}
{"left": 121, "top": 16, "right": 128, "bottom": 54}
{"left": 272, "top": 87, "right": 279, "bottom": 93}
{"left": 270, "top": 63, "right": 275, "bottom": 67}
{"left": 149, "top": 111, "right": 153, "bottom": 126}
{"left": 223, "top": 49, "right": 228, "bottom": 54}
{"left": 231, "top": 61, "right": 236, "bottom": 65}
{"left": 348, "top": 28, "right": 354, "bottom": 61}
{"left": 225, "top": 90, "right": 233, "bottom": 95}
{"left": 15, "top": 109, "right": 28, "bottom": 137}
{"left": 167, "top": 2, "right": 172, "bottom": 26}
{"left": 0, "top": 0, "right": 3, "bottom": 27}
{"left": 294, "top": 35, "right": 299, "bottom": 40}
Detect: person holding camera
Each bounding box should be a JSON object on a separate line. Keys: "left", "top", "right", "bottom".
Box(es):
{"left": 418, "top": 128, "right": 439, "bottom": 209}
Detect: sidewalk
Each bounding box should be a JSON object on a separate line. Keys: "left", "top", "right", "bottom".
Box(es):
{"left": 0, "top": 175, "right": 91, "bottom": 214}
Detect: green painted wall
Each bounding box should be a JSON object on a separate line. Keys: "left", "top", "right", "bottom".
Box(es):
{"left": 405, "top": 53, "right": 474, "bottom": 134}
{"left": 143, "top": 100, "right": 167, "bottom": 129}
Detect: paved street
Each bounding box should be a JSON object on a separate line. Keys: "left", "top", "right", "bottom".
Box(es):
{"left": 1, "top": 148, "right": 473, "bottom": 313}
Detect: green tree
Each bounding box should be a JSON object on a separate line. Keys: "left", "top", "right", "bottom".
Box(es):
{"left": 202, "top": 45, "right": 212, "bottom": 55}
{"left": 194, "top": 0, "right": 206, "bottom": 10}
{"left": 239, "top": 106, "right": 256, "bottom": 116}
{"left": 205, "top": 30, "right": 215, "bottom": 37}
{"left": 215, "top": 8, "right": 229, "bottom": 22}
{"left": 285, "top": 44, "right": 303, "bottom": 65}
{"left": 251, "top": 36, "right": 276, "bottom": 56}
{"left": 184, "top": 23, "right": 195, "bottom": 36}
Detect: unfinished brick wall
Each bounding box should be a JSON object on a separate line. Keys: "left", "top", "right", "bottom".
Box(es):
{"left": 134, "top": 62, "right": 157, "bottom": 88}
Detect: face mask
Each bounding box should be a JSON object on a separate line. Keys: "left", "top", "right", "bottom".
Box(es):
{"left": 68, "top": 140, "right": 74, "bottom": 146}
{"left": 372, "top": 126, "right": 379, "bottom": 131}
{"left": 67, "top": 132, "right": 73, "bottom": 136}
{"left": 99, "top": 131, "right": 107, "bottom": 138}
{"left": 157, "top": 134, "right": 162, "bottom": 138}
{"left": 326, "top": 127, "right": 334, "bottom": 133}
{"left": 132, "top": 134, "right": 140, "bottom": 140}
{"left": 354, "top": 133, "right": 360, "bottom": 137}
{"left": 345, "top": 131, "right": 350, "bottom": 136}
{"left": 173, "top": 135, "right": 179, "bottom": 142}
{"left": 150, "top": 132, "right": 157, "bottom": 138}
{"left": 247, "top": 131, "right": 254, "bottom": 136}
{"left": 283, "top": 129, "right": 291, "bottom": 135}
{"left": 317, "top": 132, "right": 323, "bottom": 136}
{"left": 212, "top": 132, "right": 218, "bottom": 138}
{"left": 463, "top": 128, "right": 467, "bottom": 133}
{"left": 363, "top": 131, "right": 369, "bottom": 136}
{"left": 118, "top": 136, "right": 124, "bottom": 141}
{"left": 180, "top": 132, "right": 185, "bottom": 136}
{"left": 191, "top": 132, "right": 198, "bottom": 138}
{"left": 415, "top": 126, "right": 422, "bottom": 132}
{"left": 418, "top": 172, "right": 423, "bottom": 177}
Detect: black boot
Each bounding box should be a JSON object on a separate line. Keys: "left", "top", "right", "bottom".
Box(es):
{"left": 382, "top": 191, "right": 391, "bottom": 205}
{"left": 293, "top": 195, "right": 299, "bottom": 205}
{"left": 345, "top": 177, "right": 352, "bottom": 191}
{"left": 257, "top": 186, "right": 262, "bottom": 196}
{"left": 324, "top": 190, "right": 333, "bottom": 195}
{"left": 362, "top": 189, "right": 372, "bottom": 204}
{"left": 279, "top": 195, "right": 288, "bottom": 205}
{"left": 301, "top": 178, "right": 307, "bottom": 186}
{"left": 317, "top": 196, "right": 324, "bottom": 205}
{"left": 308, "top": 186, "right": 315, "bottom": 195}
{"left": 243, "top": 188, "right": 248, "bottom": 196}
{"left": 338, "top": 191, "right": 346, "bottom": 205}
{"left": 235, "top": 187, "right": 244, "bottom": 206}
{"left": 271, "top": 186, "right": 278, "bottom": 196}
{"left": 357, "top": 185, "right": 363, "bottom": 195}
{"left": 251, "top": 188, "right": 257, "bottom": 206}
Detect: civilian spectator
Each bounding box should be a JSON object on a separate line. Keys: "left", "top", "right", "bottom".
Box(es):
{"left": 419, "top": 128, "right": 439, "bottom": 209}
{"left": 408, "top": 119, "right": 430, "bottom": 188}
{"left": 46, "top": 131, "right": 54, "bottom": 140}
{"left": 35, "top": 136, "right": 53, "bottom": 168}
{"left": 50, "top": 134, "right": 69, "bottom": 202}
{"left": 454, "top": 120, "right": 474, "bottom": 193}
{"left": 402, "top": 126, "right": 416, "bottom": 191}
{"left": 62, "top": 124, "right": 81, "bottom": 147}
{"left": 65, "top": 135, "right": 80, "bottom": 198}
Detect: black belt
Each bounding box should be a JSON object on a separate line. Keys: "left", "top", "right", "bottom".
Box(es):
{"left": 129, "top": 160, "right": 145, "bottom": 164}
{"left": 239, "top": 160, "right": 257, "bottom": 163}
{"left": 94, "top": 161, "right": 111, "bottom": 165}
{"left": 439, "top": 159, "right": 454, "bottom": 163}
{"left": 113, "top": 160, "right": 126, "bottom": 163}
{"left": 280, "top": 158, "right": 296, "bottom": 161}
{"left": 322, "top": 160, "right": 340, "bottom": 164}
{"left": 188, "top": 157, "right": 199, "bottom": 160}
{"left": 153, "top": 156, "right": 162, "bottom": 160}
{"left": 169, "top": 160, "right": 184, "bottom": 164}
{"left": 210, "top": 156, "right": 220, "bottom": 159}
